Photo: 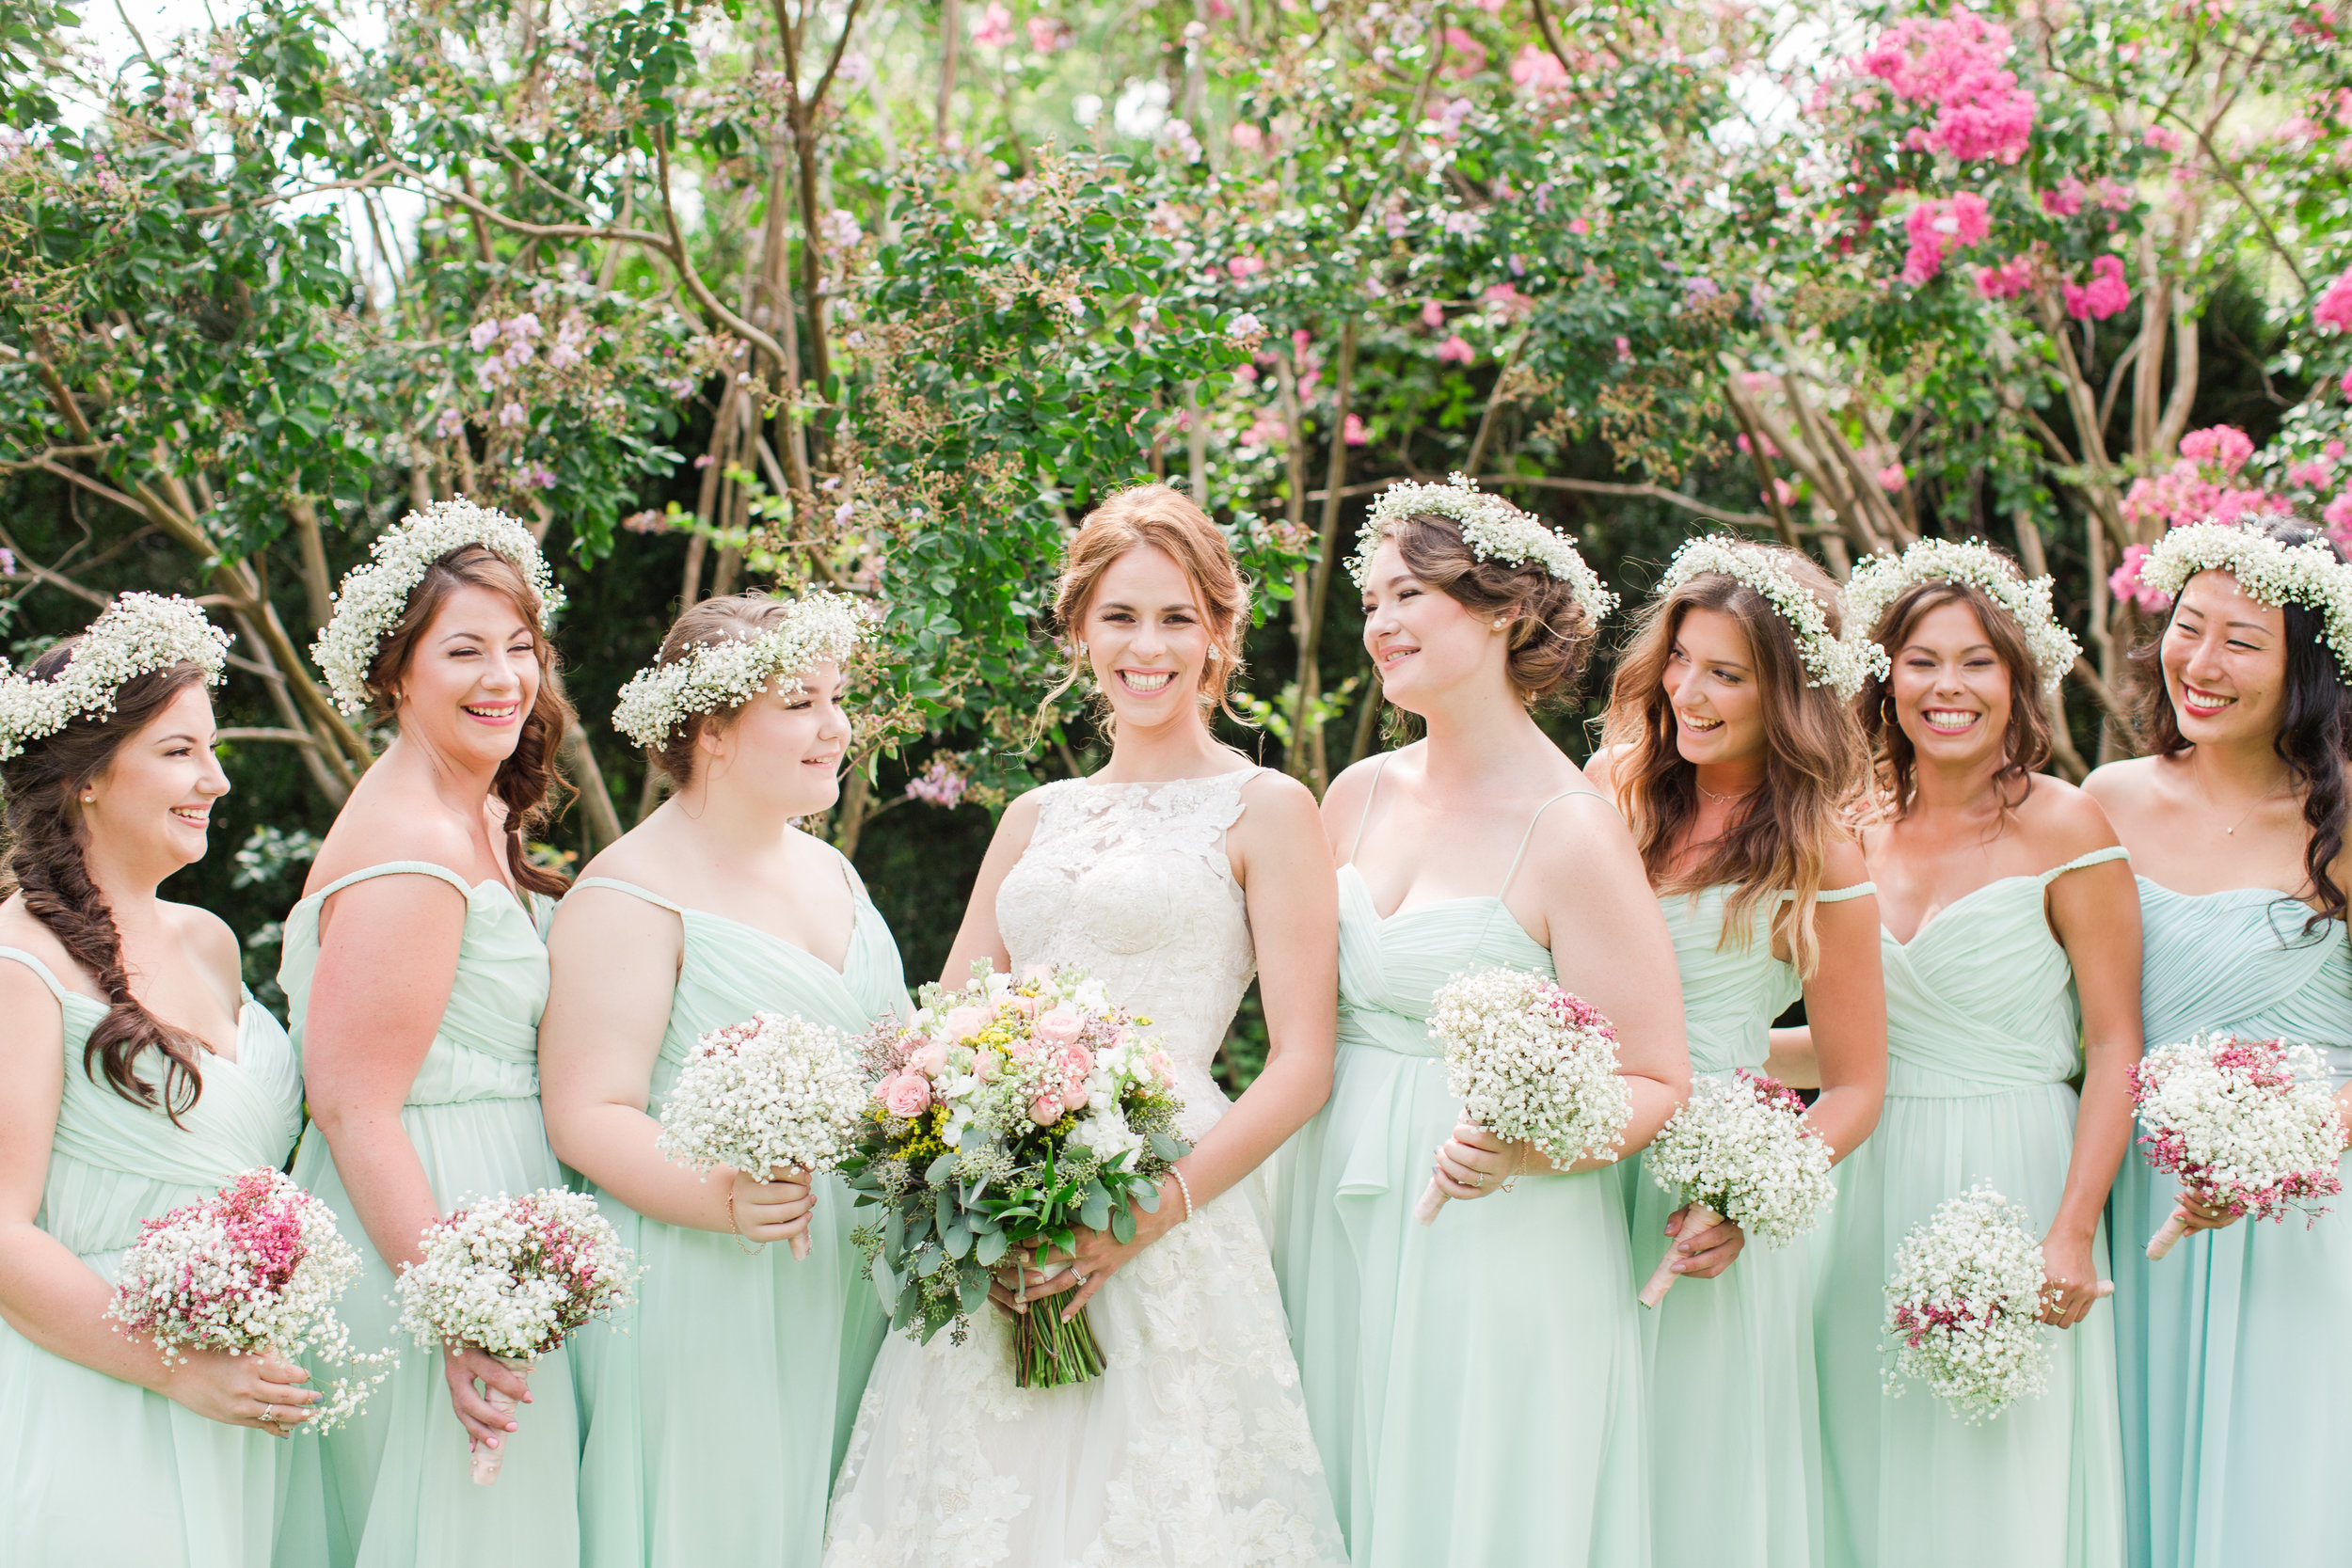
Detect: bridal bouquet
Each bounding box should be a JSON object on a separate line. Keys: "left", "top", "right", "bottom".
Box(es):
{"left": 2133, "top": 1034, "right": 2345, "bottom": 1260}
{"left": 1415, "top": 967, "right": 1629, "bottom": 1225}
{"left": 393, "top": 1189, "right": 641, "bottom": 1483}
{"left": 842, "top": 964, "right": 1189, "bottom": 1388}
{"left": 107, "top": 1167, "right": 392, "bottom": 1433}
{"left": 1883, "top": 1184, "right": 2053, "bottom": 1423}
{"left": 1638, "top": 1069, "right": 1836, "bottom": 1307}
{"left": 656, "top": 1011, "right": 870, "bottom": 1260}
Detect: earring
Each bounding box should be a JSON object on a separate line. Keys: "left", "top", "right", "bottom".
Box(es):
{"left": 1493, "top": 618, "right": 1510, "bottom": 631}
{"left": 1207, "top": 646, "right": 1221, "bottom": 662}
{"left": 1880, "top": 695, "right": 1898, "bottom": 727}
{"left": 80, "top": 792, "right": 94, "bottom": 804}
{"left": 1077, "top": 641, "right": 1089, "bottom": 657}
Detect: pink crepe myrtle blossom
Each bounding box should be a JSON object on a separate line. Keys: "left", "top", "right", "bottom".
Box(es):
{"left": 1735, "top": 432, "right": 1779, "bottom": 459}
{"left": 2143, "top": 124, "right": 2182, "bottom": 152}
{"left": 1483, "top": 281, "right": 1534, "bottom": 319}
{"left": 1384, "top": 205, "right": 1410, "bottom": 239}
{"left": 1227, "top": 255, "right": 1265, "bottom": 279}
{"left": 1977, "top": 254, "right": 2033, "bottom": 299}
{"left": 2180, "top": 425, "right": 2256, "bottom": 473}
{"left": 1856, "top": 9, "right": 2038, "bottom": 166}
{"left": 1438, "top": 334, "right": 1475, "bottom": 365}
{"left": 1768, "top": 478, "right": 1797, "bottom": 508}
{"left": 1900, "top": 192, "right": 1991, "bottom": 286}
{"left": 2061, "top": 255, "right": 2131, "bottom": 320}
{"left": 1209, "top": 0, "right": 1233, "bottom": 14}
{"left": 498, "top": 402, "right": 528, "bottom": 429}
{"left": 1229, "top": 122, "right": 1263, "bottom": 151}
{"left": 1566, "top": 216, "right": 1590, "bottom": 236}
{"left": 905, "top": 755, "right": 969, "bottom": 809}
{"left": 1511, "top": 42, "right": 1569, "bottom": 92}
{"left": 2121, "top": 427, "right": 2289, "bottom": 533}
{"left": 1239, "top": 414, "right": 1288, "bottom": 451}
{"left": 2287, "top": 462, "right": 2334, "bottom": 490}
{"left": 1613, "top": 336, "right": 1634, "bottom": 363}
{"left": 2040, "top": 179, "right": 2085, "bottom": 217}
{"left": 2093, "top": 177, "right": 2134, "bottom": 212}
{"left": 2315, "top": 268, "right": 2352, "bottom": 334}
{"left": 2109, "top": 543, "right": 2171, "bottom": 613}
{"left": 2325, "top": 490, "right": 2352, "bottom": 548}
{"left": 435, "top": 407, "right": 468, "bottom": 439}
{"left": 1878, "top": 465, "right": 1908, "bottom": 493}
{"left": 1343, "top": 413, "right": 1369, "bottom": 447}
{"left": 1444, "top": 27, "right": 1489, "bottom": 76}
{"left": 1025, "top": 15, "right": 1070, "bottom": 52}
{"left": 971, "top": 1, "right": 1015, "bottom": 48}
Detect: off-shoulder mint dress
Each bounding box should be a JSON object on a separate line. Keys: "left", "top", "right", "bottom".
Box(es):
{"left": 1274, "top": 769, "right": 1647, "bottom": 1567}
{"left": 2111, "top": 881, "right": 2352, "bottom": 1568}
{"left": 1629, "top": 881, "right": 1871, "bottom": 1568}
{"left": 1812, "top": 849, "right": 2128, "bottom": 1568}
{"left": 0, "top": 952, "right": 303, "bottom": 1568}
{"left": 567, "top": 861, "right": 908, "bottom": 1568}
{"left": 271, "top": 863, "right": 577, "bottom": 1568}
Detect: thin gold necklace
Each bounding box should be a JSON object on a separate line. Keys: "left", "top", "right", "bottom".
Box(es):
{"left": 1696, "top": 779, "right": 1756, "bottom": 806}
{"left": 2195, "top": 756, "right": 2287, "bottom": 836}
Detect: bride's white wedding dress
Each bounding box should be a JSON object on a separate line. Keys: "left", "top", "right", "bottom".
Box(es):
{"left": 823, "top": 770, "right": 1348, "bottom": 1568}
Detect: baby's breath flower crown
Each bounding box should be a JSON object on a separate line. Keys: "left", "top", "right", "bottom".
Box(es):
{"left": 1659, "top": 537, "right": 1890, "bottom": 700}
{"left": 2140, "top": 521, "right": 2352, "bottom": 674}
{"left": 0, "top": 593, "right": 230, "bottom": 763}
{"left": 312, "top": 498, "right": 563, "bottom": 717}
{"left": 611, "top": 590, "right": 877, "bottom": 752}
{"left": 1349, "top": 473, "right": 1620, "bottom": 628}
{"left": 1843, "top": 538, "right": 2083, "bottom": 694}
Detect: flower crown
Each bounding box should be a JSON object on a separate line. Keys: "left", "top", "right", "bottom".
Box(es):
{"left": 0, "top": 594, "right": 231, "bottom": 763}
{"left": 611, "top": 590, "right": 877, "bottom": 752}
{"left": 2139, "top": 521, "right": 2352, "bottom": 674}
{"left": 1843, "top": 538, "right": 2082, "bottom": 693}
{"left": 312, "top": 499, "right": 563, "bottom": 716}
{"left": 1349, "top": 473, "right": 1619, "bottom": 627}
{"left": 1659, "top": 536, "right": 1890, "bottom": 700}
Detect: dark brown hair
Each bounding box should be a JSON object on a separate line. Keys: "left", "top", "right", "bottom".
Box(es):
{"left": 1600, "top": 546, "right": 1869, "bottom": 978}
{"left": 1371, "top": 510, "right": 1597, "bottom": 708}
{"left": 1, "top": 645, "right": 215, "bottom": 1119}
{"left": 1857, "top": 575, "right": 2053, "bottom": 818}
{"left": 643, "top": 594, "right": 808, "bottom": 788}
{"left": 365, "top": 544, "right": 574, "bottom": 897}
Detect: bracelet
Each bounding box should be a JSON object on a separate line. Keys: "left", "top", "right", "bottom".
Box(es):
{"left": 1169, "top": 1167, "right": 1195, "bottom": 1225}
{"left": 1500, "top": 1142, "right": 1526, "bottom": 1196}
{"left": 726, "top": 1189, "right": 764, "bottom": 1256}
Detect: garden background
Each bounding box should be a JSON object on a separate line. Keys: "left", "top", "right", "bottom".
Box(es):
{"left": 6, "top": 0, "right": 2350, "bottom": 1085}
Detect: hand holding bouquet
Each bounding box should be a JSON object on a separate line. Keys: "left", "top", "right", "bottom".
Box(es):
{"left": 843, "top": 963, "right": 1190, "bottom": 1388}
{"left": 393, "top": 1189, "right": 640, "bottom": 1483}
{"left": 1639, "top": 1069, "right": 1836, "bottom": 1307}
{"left": 1883, "top": 1183, "right": 2087, "bottom": 1423}
{"left": 656, "top": 1010, "right": 869, "bottom": 1260}
{"left": 107, "top": 1167, "right": 392, "bottom": 1433}
{"left": 1417, "top": 967, "right": 1630, "bottom": 1225}
{"left": 2132, "top": 1034, "right": 2345, "bottom": 1260}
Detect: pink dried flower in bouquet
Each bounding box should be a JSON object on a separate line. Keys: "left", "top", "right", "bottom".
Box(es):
{"left": 2132, "top": 1034, "right": 2346, "bottom": 1259}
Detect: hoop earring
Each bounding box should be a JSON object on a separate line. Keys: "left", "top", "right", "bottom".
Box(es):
{"left": 1880, "top": 695, "right": 1899, "bottom": 728}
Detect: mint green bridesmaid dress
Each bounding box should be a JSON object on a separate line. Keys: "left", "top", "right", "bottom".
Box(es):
{"left": 1274, "top": 767, "right": 1648, "bottom": 1568}
{"left": 566, "top": 861, "right": 907, "bottom": 1568}
{"left": 0, "top": 952, "right": 303, "bottom": 1568}
{"left": 271, "top": 863, "right": 577, "bottom": 1568}
{"left": 2111, "top": 881, "right": 2352, "bottom": 1568}
{"left": 1812, "top": 850, "right": 2128, "bottom": 1568}
{"left": 1629, "top": 881, "right": 1870, "bottom": 1568}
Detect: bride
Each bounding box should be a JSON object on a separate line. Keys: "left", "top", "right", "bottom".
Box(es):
{"left": 823, "top": 483, "right": 1348, "bottom": 1567}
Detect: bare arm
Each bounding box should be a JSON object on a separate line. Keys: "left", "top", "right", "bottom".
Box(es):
{"left": 1799, "top": 852, "right": 1887, "bottom": 1167}
{"left": 938, "top": 790, "right": 1044, "bottom": 985}
{"left": 2042, "top": 850, "right": 2143, "bottom": 1325}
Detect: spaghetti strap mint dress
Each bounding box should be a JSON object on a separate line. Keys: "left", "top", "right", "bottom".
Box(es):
{"left": 0, "top": 951, "right": 303, "bottom": 1568}
{"left": 1630, "top": 881, "right": 1872, "bottom": 1568}
{"left": 566, "top": 860, "right": 908, "bottom": 1568}
{"left": 270, "top": 863, "right": 577, "bottom": 1568}
{"left": 1812, "top": 847, "right": 2128, "bottom": 1568}
{"left": 2110, "top": 881, "right": 2352, "bottom": 1568}
{"left": 1273, "top": 765, "right": 1648, "bottom": 1568}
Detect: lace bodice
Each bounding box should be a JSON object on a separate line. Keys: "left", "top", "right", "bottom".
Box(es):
{"left": 996, "top": 771, "right": 1259, "bottom": 1138}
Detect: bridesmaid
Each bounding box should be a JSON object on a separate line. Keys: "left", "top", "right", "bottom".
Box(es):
{"left": 1810, "top": 541, "right": 2138, "bottom": 1568}
{"left": 0, "top": 595, "right": 312, "bottom": 1567}
{"left": 275, "top": 501, "right": 582, "bottom": 1568}
{"left": 1586, "top": 539, "right": 1886, "bottom": 1568}
{"left": 2085, "top": 518, "right": 2352, "bottom": 1568}
{"left": 1275, "top": 479, "right": 1691, "bottom": 1567}
{"left": 542, "top": 592, "right": 906, "bottom": 1568}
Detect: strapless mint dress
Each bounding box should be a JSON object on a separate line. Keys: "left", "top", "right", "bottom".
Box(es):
{"left": 1812, "top": 849, "right": 2128, "bottom": 1568}
{"left": 0, "top": 951, "right": 303, "bottom": 1568}
{"left": 566, "top": 869, "right": 907, "bottom": 1568}
{"left": 2111, "top": 879, "right": 2352, "bottom": 1568}
{"left": 271, "top": 863, "right": 579, "bottom": 1568}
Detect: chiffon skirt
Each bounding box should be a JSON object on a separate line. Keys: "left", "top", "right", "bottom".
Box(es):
{"left": 1812, "top": 1077, "right": 2124, "bottom": 1568}
{"left": 274, "top": 1097, "right": 580, "bottom": 1568}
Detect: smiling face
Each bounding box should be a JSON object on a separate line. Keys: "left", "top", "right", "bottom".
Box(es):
{"left": 696, "top": 659, "right": 853, "bottom": 817}
{"left": 1359, "top": 535, "right": 1513, "bottom": 717}
{"left": 81, "top": 681, "right": 229, "bottom": 879}
{"left": 1663, "top": 605, "right": 1767, "bottom": 770}
{"left": 1887, "top": 596, "right": 2017, "bottom": 770}
{"left": 2161, "top": 568, "right": 2289, "bottom": 749}
{"left": 391, "top": 582, "right": 543, "bottom": 770}
{"left": 1077, "top": 545, "right": 1216, "bottom": 733}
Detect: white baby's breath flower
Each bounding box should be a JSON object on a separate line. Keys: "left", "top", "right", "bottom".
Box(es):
{"left": 1843, "top": 538, "right": 2081, "bottom": 693}
{"left": 1350, "top": 473, "right": 1619, "bottom": 629}
{"left": 2140, "top": 522, "right": 2352, "bottom": 675}
{"left": 1427, "top": 967, "right": 1630, "bottom": 1169}
{"left": 1645, "top": 1069, "right": 1836, "bottom": 1248}
{"left": 0, "top": 594, "right": 230, "bottom": 761}
{"left": 656, "top": 1011, "right": 868, "bottom": 1180}
{"left": 1882, "top": 1183, "right": 2052, "bottom": 1422}
{"left": 392, "top": 1189, "right": 640, "bottom": 1361}
{"left": 1659, "top": 537, "right": 1888, "bottom": 700}
{"left": 610, "top": 590, "right": 875, "bottom": 751}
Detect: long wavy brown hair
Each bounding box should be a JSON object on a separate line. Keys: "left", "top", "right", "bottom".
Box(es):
{"left": 1856, "top": 576, "right": 2052, "bottom": 822}
{"left": 1599, "top": 546, "right": 1868, "bottom": 979}
{"left": 0, "top": 647, "right": 217, "bottom": 1119}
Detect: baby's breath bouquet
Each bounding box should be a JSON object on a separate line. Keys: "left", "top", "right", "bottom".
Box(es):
{"left": 655, "top": 1011, "right": 870, "bottom": 1260}
{"left": 1883, "top": 1184, "right": 2056, "bottom": 1423}
{"left": 2133, "top": 1034, "right": 2346, "bottom": 1260}
{"left": 392, "top": 1189, "right": 641, "bottom": 1483}
{"left": 1639, "top": 1069, "right": 1836, "bottom": 1307}
{"left": 107, "top": 1168, "right": 393, "bottom": 1433}
{"left": 1416, "top": 968, "right": 1630, "bottom": 1225}
{"left": 841, "top": 964, "right": 1189, "bottom": 1388}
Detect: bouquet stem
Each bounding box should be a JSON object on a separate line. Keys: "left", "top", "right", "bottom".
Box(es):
{"left": 2147, "top": 1207, "right": 2192, "bottom": 1260}
{"left": 469, "top": 1354, "right": 532, "bottom": 1486}
{"left": 1640, "top": 1201, "right": 1722, "bottom": 1308}
{"left": 1013, "top": 1302, "right": 1106, "bottom": 1388}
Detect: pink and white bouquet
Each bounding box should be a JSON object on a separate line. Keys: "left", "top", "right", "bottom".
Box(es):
{"left": 656, "top": 1011, "right": 870, "bottom": 1260}
{"left": 106, "top": 1167, "right": 392, "bottom": 1433}
{"left": 842, "top": 964, "right": 1189, "bottom": 1388}
{"left": 1882, "top": 1184, "right": 2051, "bottom": 1423}
{"left": 1638, "top": 1069, "right": 1836, "bottom": 1307}
{"left": 1416, "top": 967, "right": 1629, "bottom": 1225}
{"left": 2133, "top": 1034, "right": 2345, "bottom": 1260}
{"left": 392, "top": 1188, "right": 641, "bottom": 1483}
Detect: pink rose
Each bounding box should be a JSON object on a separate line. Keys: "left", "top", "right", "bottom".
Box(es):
{"left": 973, "top": 1051, "right": 1000, "bottom": 1082}
{"left": 1029, "top": 1094, "right": 1064, "bottom": 1126}
{"left": 1055, "top": 1045, "right": 1095, "bottom": 1084}
{"left": 942, "top": 1006, "right": 989, "bottom": 1042}
{"left": 911, "top": 1041, "right": 949, "bottom": 1077}
{"left": 1012, "top": 995, "right": 1039, "bottom": 1019}
{"left": 1035, "top": 1006, "right": 1085, "bottom": 1048}
{"left": 1063, "top": 1083, "right": 1089, "bottom": 1112}
{"left": 1150, "top": 1051, "right": 1177, "bottom": 1085}
{"left": 881, "top": 1073, "right": 932, "bottom": 1118}
{"left": 894, "top": 1033, "right": 930, "bottom": 1066}
{"left": 1020, "top": 964, "right": 1054, "bottom": 985}
{"left": 1008, "top": 1037, "right": 1036, "bottom": 1060}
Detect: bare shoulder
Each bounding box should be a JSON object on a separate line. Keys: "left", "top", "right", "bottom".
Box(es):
{"left": 2081, "top": 753, "right": 2162, "bottom": 813}
{"left": 0, "top": 897, "right": 77, "bottom": 999}
{"left": 1820, "top": 835, "right": 1871, "bottom": 891}
{"left": 1320, "top": 753, "right": 1386, "bottom": 820}
{"left": 308, "top": 798, "right": 480, "bottom": 894}
{"left": 1236, "top": 766, "right": 1320, "bottom": 826}
{"left": 1527, "top": 785, "right": 1640, "bottom": 871}
{"left": 1582, "top": 742, "right": 1632, "bottom": 796}
{"left": 2017, "top": 773, "right": 2123, "bottom": 862}
{"left": 166, "top": 903, "right": 246, "bottom": 995}
{"left": 573, "top": 818, "right": 682, "bottom": 895}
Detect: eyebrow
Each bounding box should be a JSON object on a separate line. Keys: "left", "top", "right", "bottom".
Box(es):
{"left": 156, "top": 732, "right": 205, "bottom": 747}
{"left": 1094, "top": 599, "right": 1200, "bottom": 615}
{"left": 437, "top": 625, "right": 532, "bottom": 644}
{"left": 1674, "top": 641, "right": 1752, "bottom": 673}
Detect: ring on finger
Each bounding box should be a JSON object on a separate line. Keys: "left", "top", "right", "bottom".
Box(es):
{"left": 262, "top": 1402, "right": 278, "bottom": 1425}
{"left": 1073, "top": 1269, "right": 1089, "bottom": 1287}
